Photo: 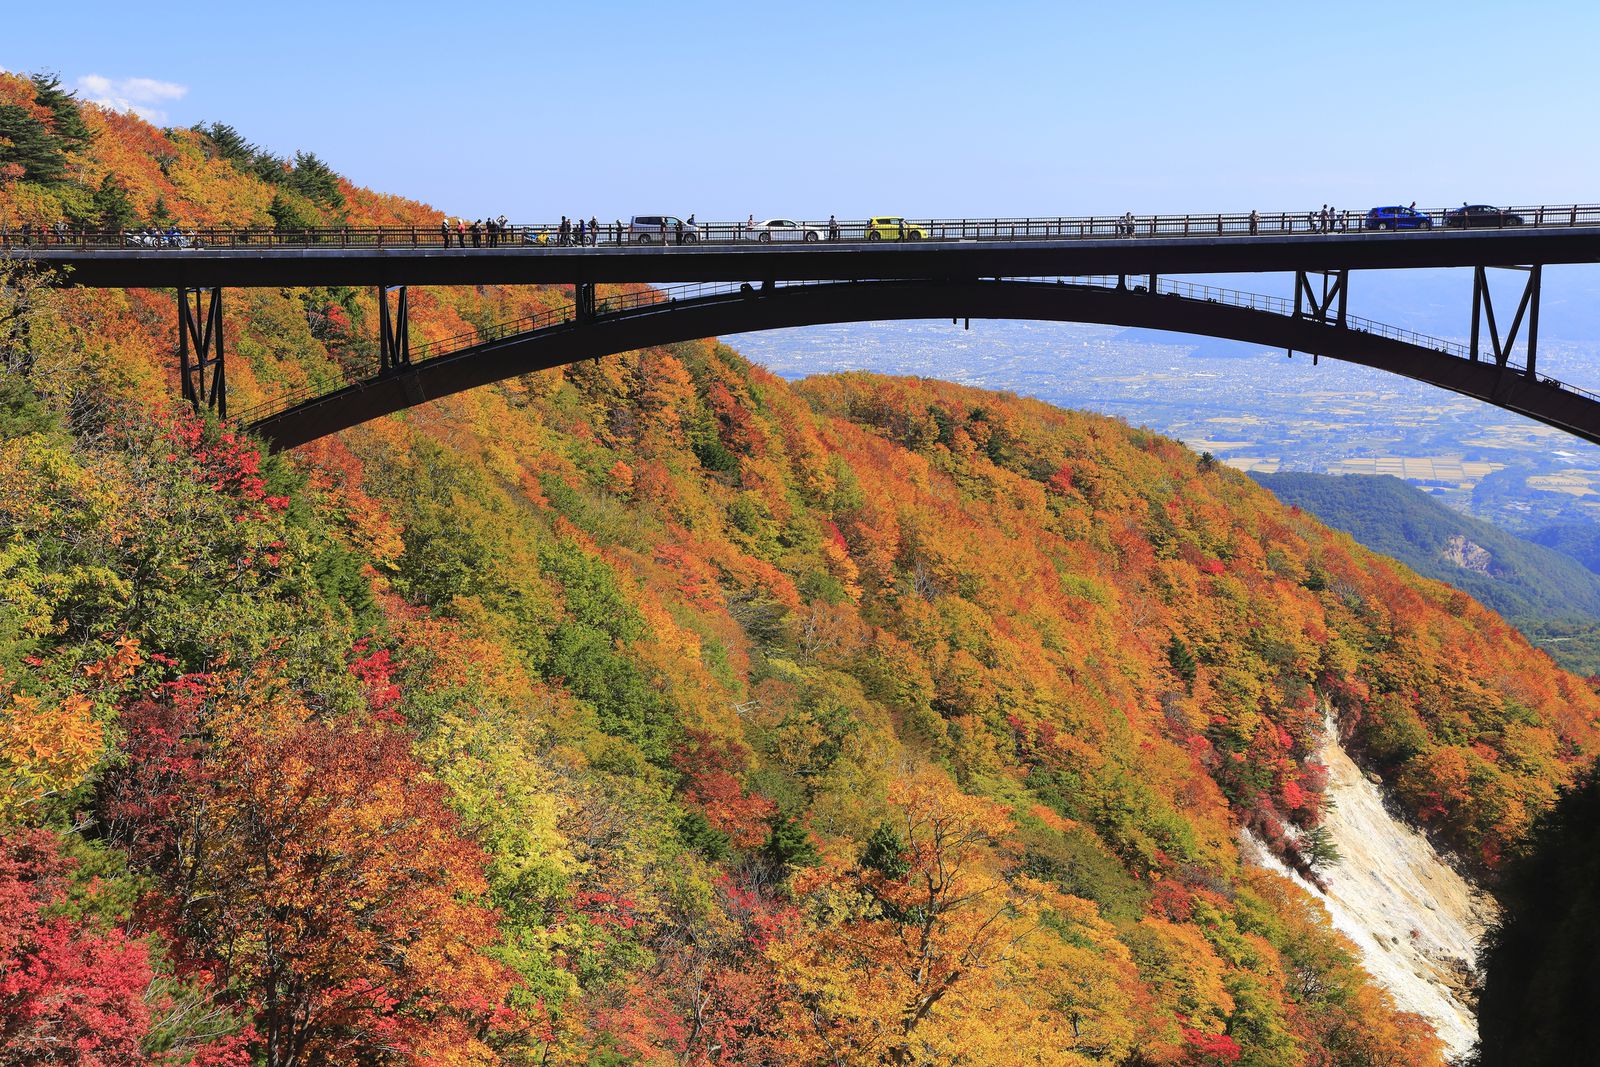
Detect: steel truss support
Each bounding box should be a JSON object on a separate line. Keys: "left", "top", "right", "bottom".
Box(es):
{"left": 178, "top": 287, "right": 225, "bottom": 418}
{"left": 1287, "top": 270, "right": 1347, "bottom": 363}
{"left": 1293, "top": 269, "right": 1348, "bottom": 326}
{"left": 378, "top": 285, "right": 410, "bottom": 373}
{"left": 1471, "top": 265, "right": 1542, "bottom": 377}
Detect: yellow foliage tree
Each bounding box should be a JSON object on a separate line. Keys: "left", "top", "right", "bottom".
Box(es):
{"left": 0, "top": 691, "right": 102, "bottom": 824}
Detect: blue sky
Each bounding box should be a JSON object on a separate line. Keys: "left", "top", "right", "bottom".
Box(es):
{"left": 2, "top": 0, "right": 1593, "bottom": 221}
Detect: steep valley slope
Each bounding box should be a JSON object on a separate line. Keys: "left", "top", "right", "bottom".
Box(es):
{"left": 2, "top": 71, "right": 1598, "bottom": 1066}
{"left": 1256, "top": 471, "right": 1600, "bottom": 676}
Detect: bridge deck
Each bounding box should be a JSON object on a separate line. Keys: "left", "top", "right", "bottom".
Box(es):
{"left": 16, "top": 225, "right": 1600, "bottom": 289}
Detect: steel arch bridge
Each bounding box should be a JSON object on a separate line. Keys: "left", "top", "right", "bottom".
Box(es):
{"left": 237, "top": 276, "right": 1599, "bottom": 451}
{"left": 11, "top": 206, "right": 1600, "bottom": 449}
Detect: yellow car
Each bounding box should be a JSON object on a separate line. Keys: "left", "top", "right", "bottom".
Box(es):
{"left": 865, "top": 216, "right": 926, "bottom": 241}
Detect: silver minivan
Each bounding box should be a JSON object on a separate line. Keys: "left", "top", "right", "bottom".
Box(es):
{"left": 629, "top": 215, "right": 699, "bottom": 244}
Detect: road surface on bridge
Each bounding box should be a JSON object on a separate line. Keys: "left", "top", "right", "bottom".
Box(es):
{"left": 9, "top": 205, "right": 1600, "bottom": 289}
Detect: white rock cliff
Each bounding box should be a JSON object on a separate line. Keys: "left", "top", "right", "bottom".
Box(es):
{"left": 1241, "top": 718, "right": 1497, "bottom": 1061}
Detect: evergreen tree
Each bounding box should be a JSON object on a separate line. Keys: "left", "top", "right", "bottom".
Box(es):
{"left": 148, "top": 195, "right": 172, "bottom": 227}
{"left": 268, "top": 192, "right": 316, "bottom": 232}
{"left": 859, "top": 821, "right": 910, "bottom": 880}
{"left": 29, "top": 74, "right": 92, "bottom": 153}
{"left": 0, "top": 105, "right": 66, "bottom": 183}
{"left": 763, "top": 809, "right": 819, "bottom": 874}
{"left": 286, "top": 150, "right": 343, "bottom": 208}
{"left": 250, "top": 152, "right": 286, "bottom": 185}
{"left": 194, "top": 121, "right": 255, "bottom": 165}
{"left": 1301, "top": 824, "right": 1340, "bottom": 869}
{"left": 92, "top": 174, "right": 135, "bottom": 232}
{"left": 1166, "top": 635, "right": 1198, "bottom": 684}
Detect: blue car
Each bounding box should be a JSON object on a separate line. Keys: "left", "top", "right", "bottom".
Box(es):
{"left": 1364, "top": 205, "right": 1433, "bottom": 230}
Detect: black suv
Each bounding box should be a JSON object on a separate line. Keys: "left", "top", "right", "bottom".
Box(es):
{"left": 1443, "top": 205, "right": 1525, "bottom": 229}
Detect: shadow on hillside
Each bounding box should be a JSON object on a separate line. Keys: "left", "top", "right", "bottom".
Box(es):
{"left": 1470, "top": 760, "right": 1600, "bottom": 1065}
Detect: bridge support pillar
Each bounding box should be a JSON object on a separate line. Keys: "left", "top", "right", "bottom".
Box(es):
{"left": 575, "top": 282, "right": 595, "bottom": 323}
{"left": 178, "top": 287, "right": 225, "bottom": 419}
{"left": 378, "top": 285, "right": 410, "bottom": 373}
{"left": 1293, "top": 270, "right": 1348, "bottom": 327}
{"left": 1470, "top": 265, "right": 1541, "bottom": 376}
{"left": 1288, "top": 270, "right": 1347, "bottom": 363}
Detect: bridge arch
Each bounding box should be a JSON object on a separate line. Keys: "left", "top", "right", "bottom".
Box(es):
{"left": 248, "top": 279, "right": 1600, "bottom": 450}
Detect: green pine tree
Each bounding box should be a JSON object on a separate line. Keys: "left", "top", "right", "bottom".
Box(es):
{"left": 29, "top": 74, "right": 92, "bottom": 153}
{"left": 268, "top": 192, "right": 316, "bottom": 232}
{"left": 1167, "top": 635, "right": 1198, "bottom": 684}
{"left": 764, "top": 809, "right": 820, "bottom": 874}
{"left": 0, "top": 105, "right": 66, "bottom": 183}
{"left": 287, "top": 150, "right": 344, "bottom": 208}
{"left": 92, "top": 174, "right": 136, "bottom": 232}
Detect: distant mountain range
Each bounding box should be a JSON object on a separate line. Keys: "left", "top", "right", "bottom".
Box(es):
{"left": 1255, "top": 472, "right": 1600, "bottom": 675}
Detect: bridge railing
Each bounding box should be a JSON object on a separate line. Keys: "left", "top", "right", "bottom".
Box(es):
{"left": 9, "top": 204, "right": 1600, "bottom": 251}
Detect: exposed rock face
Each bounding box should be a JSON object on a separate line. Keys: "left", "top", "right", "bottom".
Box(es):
{"left": 1241, "top": 717, "right": 1497, "bottom": 1061}
{"left": 1441, "top": 534, "right": 1496, "bottom": 576}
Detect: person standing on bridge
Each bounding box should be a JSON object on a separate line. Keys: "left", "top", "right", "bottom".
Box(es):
{"left": 441, "top": 218, "right": 451, "bottom": 246}
{"left": 675, "top": 218, "right": 684, "bottom": 245}
{"left": 828, "top": 214, "right": 839, "bottom": 241}
{"left": 1249, "top": 209, "right": 1259, "bottom": 235}
{"left": 456, "top": 218, "right": 466, "bottom": 247}
{"left": 589, "top": 217, "right": 598, "bottom": 246}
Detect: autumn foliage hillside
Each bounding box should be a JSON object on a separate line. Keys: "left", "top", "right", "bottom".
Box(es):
{"left": 3, "top": 71, "right": 1598, "bottom": 1066}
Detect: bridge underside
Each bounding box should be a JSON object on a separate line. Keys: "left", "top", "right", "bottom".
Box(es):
{"left": 249, "top": 280, "right": 1600, "bottom": 450}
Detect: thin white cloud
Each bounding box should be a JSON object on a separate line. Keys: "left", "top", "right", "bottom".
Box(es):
{"left": 76, "top": 74, "right": 188, "bottom": 123}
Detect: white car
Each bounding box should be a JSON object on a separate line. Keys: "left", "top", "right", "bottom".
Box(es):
{"left": 745, "top": 218, "right": 824, "bottom": 242}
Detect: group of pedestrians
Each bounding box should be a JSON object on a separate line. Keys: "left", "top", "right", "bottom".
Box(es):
{"left": 440, "top": 215, "right": 512, "bottom": 248}
{"left": 553, "top": 216, "right": 602, "bottom": 246}
{"left": 1308, "top": 205, "right": 1352, "bottom": 233}
{"left": 3, "top": 220, "right": 75, "bottom": 246}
